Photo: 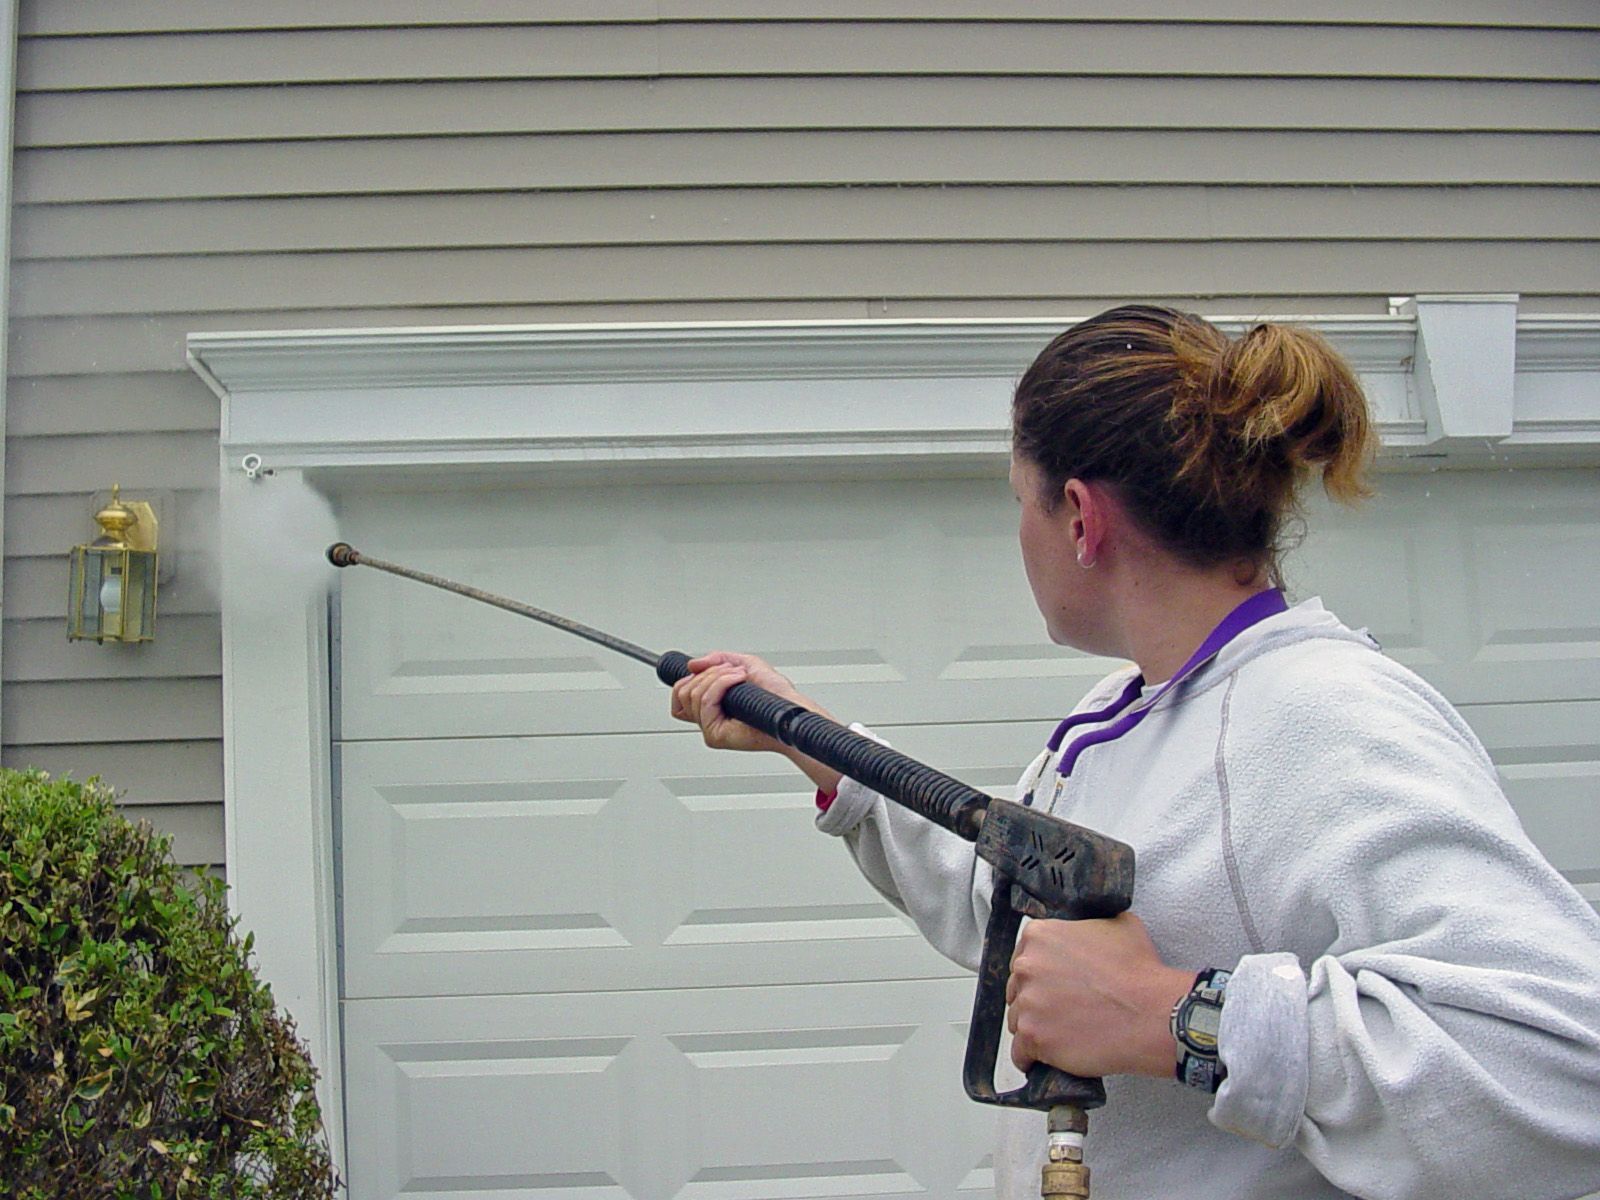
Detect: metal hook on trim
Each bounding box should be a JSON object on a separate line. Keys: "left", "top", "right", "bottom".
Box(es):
{"left": 241, "top": 453, "right": 275, "bottom": 481}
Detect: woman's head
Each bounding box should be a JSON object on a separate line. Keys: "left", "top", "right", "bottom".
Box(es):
{"left": 1011, "top": 304, "right": 1375, "bottom": 582}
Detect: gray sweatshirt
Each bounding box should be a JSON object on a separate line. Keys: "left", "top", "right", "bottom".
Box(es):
{"left": 816, "top": 599, "right": 1600, "bottom": 1200}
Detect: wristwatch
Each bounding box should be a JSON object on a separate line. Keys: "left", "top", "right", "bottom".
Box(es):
{"left": 1170, "top": 967, "right": 1231, "bottom": 1092}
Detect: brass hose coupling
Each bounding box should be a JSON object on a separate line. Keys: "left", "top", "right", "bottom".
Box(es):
{"left": 1041, "top": 1105, "right": 1091, "bottom": 1199}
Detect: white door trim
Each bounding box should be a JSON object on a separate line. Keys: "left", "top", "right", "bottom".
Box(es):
{"left": 187, "top": 303, "right": 1600, "bottom": 1173}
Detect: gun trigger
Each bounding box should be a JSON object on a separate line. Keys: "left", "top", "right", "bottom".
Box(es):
{"left": 1009, "top": 885, "right": 1055, "bottom": 921}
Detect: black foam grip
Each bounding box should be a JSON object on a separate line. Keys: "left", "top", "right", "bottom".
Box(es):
{"left": 657, "top": 650, "right": 987, "bottom": 840}
{"left": 656, "top": 651, "right": 694, "bottom": 687}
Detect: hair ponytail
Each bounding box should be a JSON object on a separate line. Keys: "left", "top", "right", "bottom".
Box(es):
{"left": 1013, "top": 307, "right": 1377, "bottom": 574}
{"left": 1170, "top": 319, "right": 1376, "bottom": 512}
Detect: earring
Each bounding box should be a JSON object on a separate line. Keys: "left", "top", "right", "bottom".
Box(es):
{"left": 1077, "top": 552, "right": 1093, "bottom": 569}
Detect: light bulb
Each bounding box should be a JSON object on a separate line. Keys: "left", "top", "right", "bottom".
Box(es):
{"left": 99, "top": 573, "right": 124, "bottom": 638}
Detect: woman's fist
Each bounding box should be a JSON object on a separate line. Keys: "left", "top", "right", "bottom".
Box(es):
{"left": 1005, "top": 911, "right": 1195, "bottom": 1080}
{"left": 669, "top": 652, "right": 799, "bottom": 754}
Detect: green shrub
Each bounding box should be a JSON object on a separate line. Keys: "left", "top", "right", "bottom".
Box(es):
{"left": 0, "top": 768, "right": 338, "bottom": 1199}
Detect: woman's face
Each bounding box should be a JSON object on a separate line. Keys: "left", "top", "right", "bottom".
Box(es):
{"left": 1009, "top": 454, "right": 1085, "bottom": 647}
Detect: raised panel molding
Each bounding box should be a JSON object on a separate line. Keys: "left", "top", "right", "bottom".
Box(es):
{"left": 378, "top": 1035, "right": 633, "bottom": 1198}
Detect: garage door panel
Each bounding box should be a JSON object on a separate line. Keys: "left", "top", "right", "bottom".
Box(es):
{"left": 1462, "top": 699, "right": 1600, "bottom": 884}
{"left": 339, "top": 720, "right": 1053, "bottom": 1000}
{"left": 385, "top": 1037, "right": 633, "bottom": 1199}
{"left": 339, "top": 475, "right": 1599, "bottom": 745}
{"left": 343, "top": 981, "right": 995, "bottom": 1200}
{"left": 664, "top": 773, "right": 907, "bottom": 945}
{"left": 1290, "top": 471, "right": 1600, "bottom": 705}
{"left": 1462, "top": 508, "right": 1600, "bottom": 695}
{"left": 335, "top": 480, "right": 1115, "bottom": 742}
{"left": 673, "top": 1025, "right": 925, "bottom": 1200}
{"left": 350, "top": 1029, "right": 641, "bottom": 1199}
{"left": 355, "top": 775, "right": 637, "bottom": 956}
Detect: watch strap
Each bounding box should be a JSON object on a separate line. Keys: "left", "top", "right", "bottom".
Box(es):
{"left": 1171, "top": 966, "right": 1232, "bottom": 1093}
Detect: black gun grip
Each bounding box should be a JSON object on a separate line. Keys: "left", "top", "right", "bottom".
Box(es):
{"left": 963, "top": 878, "right": 1108, "bottom": 1110}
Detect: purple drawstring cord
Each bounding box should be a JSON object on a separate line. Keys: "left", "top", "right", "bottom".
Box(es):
{"left": 1046, "top": 587, "right": 1289, "bottom": 783}
{"left": 1046, "top": 674, "right": 1146, "bottom": 753}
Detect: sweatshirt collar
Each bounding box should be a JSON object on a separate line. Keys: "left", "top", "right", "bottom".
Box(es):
{"left": 1084, "top": 595, "right": 1378, "bottom": 713}
{"left": 1048, "top": 587, "right": 1289, "bottom": 777}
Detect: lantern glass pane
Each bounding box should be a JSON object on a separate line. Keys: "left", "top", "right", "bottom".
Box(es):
{"left": 73, "top": 549, "right": 106, "bottom": 640}
{"left": 123, "top": 552, "right": 157, "bottom": 642}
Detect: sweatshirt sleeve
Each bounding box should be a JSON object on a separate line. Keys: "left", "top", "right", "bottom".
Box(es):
{"left": 1208, "top": 656, "right": 1600, "bottom": 1199}
{"left": 813, "top": 722, "right": 1052, "bottom": 973}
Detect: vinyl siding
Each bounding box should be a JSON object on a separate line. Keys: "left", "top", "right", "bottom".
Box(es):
{"left": 17, "top": 2, "right": 1600, "bottom": 32}
{"left": 4, "top": 4, "right": 1598, "bottom": 866}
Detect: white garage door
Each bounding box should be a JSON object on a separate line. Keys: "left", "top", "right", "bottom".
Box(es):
{"left": 332, "top": 467, "right": 1599, "bottom": 1200}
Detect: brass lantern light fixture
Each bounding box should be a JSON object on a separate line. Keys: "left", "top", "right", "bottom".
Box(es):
{"left": 68, "top": 485, "right": 159, "bottom": 643}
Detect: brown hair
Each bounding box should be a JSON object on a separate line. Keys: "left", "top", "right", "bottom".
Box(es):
{"left": 1011, "top": 305, "right": 1375, "bottom": 575}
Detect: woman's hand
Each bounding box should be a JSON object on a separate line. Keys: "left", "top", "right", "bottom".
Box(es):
{"left": 1006, "top": 911, "right": 1195, "bottom": 1080}
{"left": 669, "top": 652, "right": 846, "bottom": 794}
{"left": 669, "top": 652, "right": 792, "bottom": 754}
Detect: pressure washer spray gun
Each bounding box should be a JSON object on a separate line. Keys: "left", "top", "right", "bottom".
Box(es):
{"left": 327, "top": 543, "right": 1136, "bottom": 1200}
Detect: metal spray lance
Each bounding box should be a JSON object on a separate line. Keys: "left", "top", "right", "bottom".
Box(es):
{"left": 327, "top": 542, "right": 1136, "bottom": 1199}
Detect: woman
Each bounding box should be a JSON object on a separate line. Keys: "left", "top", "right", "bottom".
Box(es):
{"left": 669, "top": 305, "right": 1600, "bottom": 1199}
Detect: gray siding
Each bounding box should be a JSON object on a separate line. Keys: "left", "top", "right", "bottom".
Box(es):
{"left": 3, "top": 4, "right": 1598, "bottom": 865}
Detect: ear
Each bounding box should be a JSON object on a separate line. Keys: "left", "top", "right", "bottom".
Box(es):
{"left": 1062, "top": 478, "right": 1107, "bottom": 567}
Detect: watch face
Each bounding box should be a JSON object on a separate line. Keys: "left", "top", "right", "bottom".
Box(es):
{"left": 1189, "top": 1003, "right": 1222, "bottom": 1045}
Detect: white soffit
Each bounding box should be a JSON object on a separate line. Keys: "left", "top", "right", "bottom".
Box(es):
{"left": 189, "top": 309, "right": 1600, "bottom": 474}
